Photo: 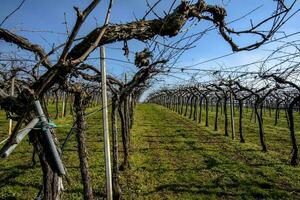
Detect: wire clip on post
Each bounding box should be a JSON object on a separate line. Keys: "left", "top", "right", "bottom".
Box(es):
{"left": 1, "top": 100, "right": 65, "bottom": 176}
{"left": 34, "top": 100, "right": 66, "bottom": 176}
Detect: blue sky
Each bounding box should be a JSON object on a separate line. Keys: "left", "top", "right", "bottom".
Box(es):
{"left": 1, "top": 0, "right": 300, "bottom": 99}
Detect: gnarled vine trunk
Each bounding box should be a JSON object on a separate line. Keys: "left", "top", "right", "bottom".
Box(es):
{"left": 238, "top": 99, "right": 245, "bottom": 143}
{"left": 74, "top": 93, "right": 94, "bottom": 200}
{"left": 224, "top": 97, "right": 229, "bottom": 136}
{"left": 255, "top": 104, "right": 267, "bottom": 152}
{"left": 214, "top": 98, "right": 220, "bottom": 131}
{"left": 287, "top": 97, "right": 299, "bottom": 166}
{"left": 111, "top": 97, "right": 122, "bottom": 200}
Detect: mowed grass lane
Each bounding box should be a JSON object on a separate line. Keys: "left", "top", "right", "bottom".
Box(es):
{"left": 122, "top": 104, "right": 300, "bottom": 200}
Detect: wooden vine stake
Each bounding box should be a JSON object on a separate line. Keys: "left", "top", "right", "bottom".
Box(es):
{"left": 61, "top": 92, "right": 66, "bottom": 117}
{"left": 100, "top": 46, "right": 113, "bottom": 200}
{"left": 8, "top": 76, "right": 15, "bottom": 135}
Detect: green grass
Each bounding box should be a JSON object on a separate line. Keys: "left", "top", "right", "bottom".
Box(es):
{"left": 182, "top": 103, "right": 300, "bottom": 159}
{"left": 121, "top": 104, "right": 300, "bottom": 199}
{"left": 0, "top": 103, "right": 300, "bottom": 199}
{"left": 0, "top": 102, "right": 107, "bottom": 199}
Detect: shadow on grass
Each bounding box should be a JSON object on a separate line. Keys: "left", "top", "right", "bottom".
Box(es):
{"left": 0, "top": 164, "right": 39, "bottom": 189}
{"left": 144, "top": 179, "right": 298, "bottom": 199}
{"left": 64, "top": 188, "right": 105, "bottom": 199}
{"left": 151, "top": 183, "right": 239, "bottom": 196}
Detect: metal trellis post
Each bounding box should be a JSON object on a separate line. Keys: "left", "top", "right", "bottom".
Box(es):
{"left": 100, "top": 46, "right": 113, "bottom": 200}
